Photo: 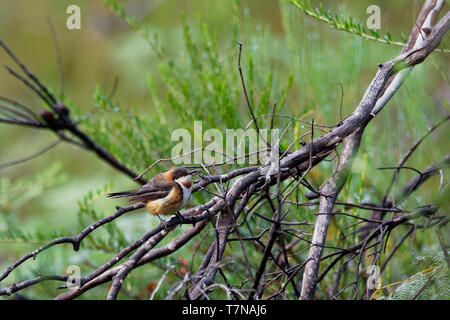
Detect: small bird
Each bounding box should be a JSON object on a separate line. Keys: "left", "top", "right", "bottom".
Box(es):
{"left": 107, "top": 167, "right": 193, "bottom": 225}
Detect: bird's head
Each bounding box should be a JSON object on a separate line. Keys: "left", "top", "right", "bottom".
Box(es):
{"left": 168, "top": 167, "right": 192, "bottom": 189}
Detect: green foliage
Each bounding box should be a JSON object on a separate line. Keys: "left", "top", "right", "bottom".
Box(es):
{"left": 76, "top": 182, "right": 130, "bottom": 253}
{"left": 388, "top": 247, "right": 450, "bottom": 300}
{"left": 288, "top": 0, "right": 450, "bottom": 53}
{"left": 90, "top": 0, "right": 296, "bottom": 175}
{"left": 0, "top": 163, "right": 67, "bottom": 243}
{"left": 81, "top": 86, "right": 172, "bottom": 174}
{"left": 0, "top": 163, "right": 66, "bottom": 213}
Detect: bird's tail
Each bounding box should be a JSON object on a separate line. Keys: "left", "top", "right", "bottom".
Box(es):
{"left": 107, "top": 190, "right": 137, "bottom": 199}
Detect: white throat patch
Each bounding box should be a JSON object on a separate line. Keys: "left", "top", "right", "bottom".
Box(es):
{"left": 175, "top": 176, "right": 192, "bottom": 207}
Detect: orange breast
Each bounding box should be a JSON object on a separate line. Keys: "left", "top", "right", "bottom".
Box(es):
{"left": 145, "top": 186, "right": 183, "bottom": 216}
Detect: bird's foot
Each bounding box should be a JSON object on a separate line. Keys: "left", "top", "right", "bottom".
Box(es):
{"left": 157, "top": 214, "right": 169, "bottom": 229}
{"left": 175, "top": 211, "right": 186, "bottom": 225}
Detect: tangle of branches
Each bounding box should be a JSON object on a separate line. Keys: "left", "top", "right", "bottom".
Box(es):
{"left": 0, "top": 0, "right": 449, "bottom": 300}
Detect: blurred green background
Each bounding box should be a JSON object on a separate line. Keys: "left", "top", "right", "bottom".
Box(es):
{"left": 0, "top": 0, "right": 448, "bottom": 299}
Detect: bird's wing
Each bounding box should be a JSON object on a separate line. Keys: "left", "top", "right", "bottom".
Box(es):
{"left": 128, "top": 174, "right": 174, "bottom": 202}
